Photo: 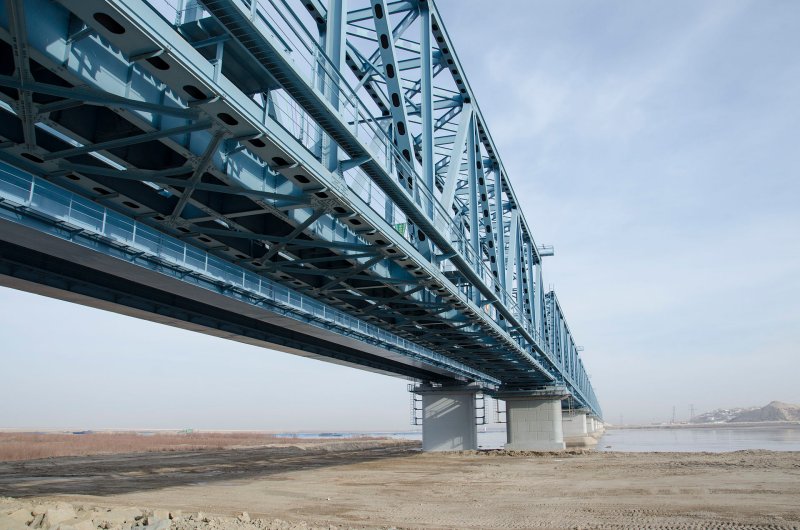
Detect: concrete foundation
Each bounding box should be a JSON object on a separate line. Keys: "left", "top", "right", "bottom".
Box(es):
{"left": 420, "top": 387, "right": 478, "bottom": 451}
{"left": 504, "top": 396, "right": 565, "bottom": 451}
{"left": 562, "top": 412, "right": 597, "bottom": 448}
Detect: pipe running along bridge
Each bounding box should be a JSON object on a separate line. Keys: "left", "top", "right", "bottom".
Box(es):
{"left": 0, "top": 0, "right": 602, "bottom": 450}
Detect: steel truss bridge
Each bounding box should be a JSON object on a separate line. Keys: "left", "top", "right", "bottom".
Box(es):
{"left": 0, "top": 0, "right": 601, "bottom": 417}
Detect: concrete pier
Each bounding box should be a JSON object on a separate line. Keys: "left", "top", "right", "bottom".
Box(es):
{"left": 562, "top": 411, "right": 597, "bottom": 448}
{"left": 501, "top": 394, "right": 566, "bottom": 450}
{"left": 588, "top": 416, "right": 605, "bottom": 438}
{"left": 418, "top": 385, "right": 478, "bottom": 451}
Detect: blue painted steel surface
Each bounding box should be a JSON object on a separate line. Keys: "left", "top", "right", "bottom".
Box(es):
{"left": 0, "top": 0, "right": 601, "bottom": 417}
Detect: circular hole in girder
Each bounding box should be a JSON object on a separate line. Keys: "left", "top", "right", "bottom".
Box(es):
{"left": 21, "top": 153, "right": 43, "bottom": 163}
{"left": 249, "top": 138, "right": 266, "bottom": 148}
{"left": 217, "top": 113, "right": 238, "bottom": 126}
{"left": 65, "top": 174, "right": 80, "bottom": 181}
{"left": 93, "top": 12, "right": 125, "bottom": 34}
{"left": 293, "top": 174, "right": 310, "bottom": 183}
{"left": 93, "top": 187, "right": 111, "bottom": 196}
{"left": 146, "top": 56, "right": 170, "bottom": 71}
{"left": 183, "top": 84, "right": 206, "bottom": 100}
{"left": 271, "top": 156, "right": 293, "bottom": 166}
{"left": 122, "top": 201, "right": 140, "bottom": 209}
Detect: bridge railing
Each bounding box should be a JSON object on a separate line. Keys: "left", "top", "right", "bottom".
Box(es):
{"left": 0, "top": 162, "right": 499, "bottom": 385}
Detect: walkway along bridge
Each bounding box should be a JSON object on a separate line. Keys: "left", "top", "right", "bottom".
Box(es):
{"left": 0, "top": 0, "right": 602, "bottom": 450}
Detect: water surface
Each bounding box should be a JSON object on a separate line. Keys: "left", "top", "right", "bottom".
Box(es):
{"left": 279, "top": 425, "right": 800, "bottom": 452}
{"left": 596, "top": 425, "right": 800, "bottom": 452}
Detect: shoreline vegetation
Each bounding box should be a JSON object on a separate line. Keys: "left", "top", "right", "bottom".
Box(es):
{"left": 0, "top": 432, "right": 389, "bottom": 462}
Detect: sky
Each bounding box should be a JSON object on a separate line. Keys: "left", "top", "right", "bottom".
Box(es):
{"left": 1, "top": 0, "right": 799, "bottom": 429}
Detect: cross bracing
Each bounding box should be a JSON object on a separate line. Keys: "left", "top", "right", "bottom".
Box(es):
{"left": 0, "top": 0, "right": 600, "bottom": 416}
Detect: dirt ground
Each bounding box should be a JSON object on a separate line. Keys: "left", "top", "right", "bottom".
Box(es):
{"left": 1, "top": 441, "right": 799, "bottom": 529}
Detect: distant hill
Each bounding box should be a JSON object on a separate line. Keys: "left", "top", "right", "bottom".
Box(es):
{"left": 729, "top": 401, "right": 800, "bottom": 423}
{"left": 692, "top": 401, "right": 800, "bottom": 424}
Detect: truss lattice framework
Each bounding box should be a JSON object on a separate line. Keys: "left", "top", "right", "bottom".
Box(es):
{"left": 0, "top": 0, "right": 600, "bottom": 416}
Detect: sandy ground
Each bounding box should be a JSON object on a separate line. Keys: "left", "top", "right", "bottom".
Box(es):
{"left": 1, "top": 441, "right": 799, "bottom": 529}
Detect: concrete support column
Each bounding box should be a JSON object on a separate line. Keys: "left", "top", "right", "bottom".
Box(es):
{"left": 502, "top": 395, "right": 566, "bottom": 451}
{"left": 588, "top": 416, "right": 605, "bottom": 438}
{"left": 562, "top": 411, "right": 597, "bottom": 448}
{"left": 562, "top": 412, "right": 587, "bottom": 437}
{"left": 418, "top": 385, "right": 478, "bottom": 451}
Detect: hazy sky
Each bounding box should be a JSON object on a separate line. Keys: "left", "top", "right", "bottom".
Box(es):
{"left": 1, "top": 0, "right": 798, "bottom": 429}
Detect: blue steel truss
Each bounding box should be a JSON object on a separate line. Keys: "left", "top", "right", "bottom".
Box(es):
{"left": 0, "top": 0, "right": 601, "bottom": 417}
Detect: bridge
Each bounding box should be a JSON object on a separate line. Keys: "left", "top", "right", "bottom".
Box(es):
{"left": 0, "top": 0, "right": 602, "bottom": 450}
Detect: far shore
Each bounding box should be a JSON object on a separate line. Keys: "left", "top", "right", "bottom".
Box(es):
{"left": 610, "top": 421, "right": 800, "bottom": 430}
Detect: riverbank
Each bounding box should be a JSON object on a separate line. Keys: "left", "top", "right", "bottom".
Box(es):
{"left": 2, "top": 443, "right": 798, "bottom": 529}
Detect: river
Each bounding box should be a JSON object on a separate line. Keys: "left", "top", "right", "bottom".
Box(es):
{"left": 279, "top": 424, "right": 800, "bottom": 452}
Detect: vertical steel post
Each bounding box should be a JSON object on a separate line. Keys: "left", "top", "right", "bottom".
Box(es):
{"left": 525, "top": 242, "right": 537, "bottom": 329}
{"left": 536, "top": 264, "right": 545, "bottom": 340}
{"left": 506, "top": 208, "right": 519, "bottom": 301}
{"left": 467, "top": 115, "right": 480, "bottom": 301}
{"left": 515, "top": 231, "right": 524, "bottom": 321}
{"left": 494, "top": 171, "right": 506, "bottom": 297}
{"left": 323, "top": 0, "right": 346, "bottom": 172}
{"left": 419, "top": 1, "right": 434, "bottom": 217}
